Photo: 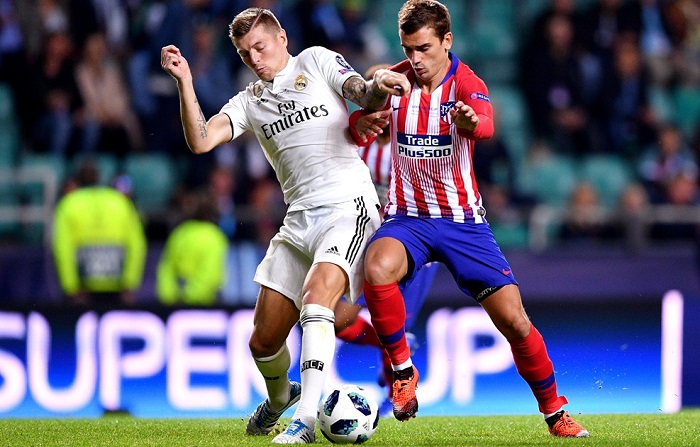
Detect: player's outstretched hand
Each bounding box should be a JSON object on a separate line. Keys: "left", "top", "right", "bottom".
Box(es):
{"left": 373, "top": 69, "right": 411, "bottom": 98}
{"left": 450, "top": 101, "right": 478, "bottom": 131}
{"left": 161, "top": 45, "right": 191, "bottom": 82}
{"left": 356, "top": 110, "right": 391, "bottom": 142}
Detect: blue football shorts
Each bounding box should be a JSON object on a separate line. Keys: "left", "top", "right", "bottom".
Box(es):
{"left": 354, "top": 260, "right": 438, "bottom": 329}
{"left": 370, "top": 214, "right": 518, "bottom": 302}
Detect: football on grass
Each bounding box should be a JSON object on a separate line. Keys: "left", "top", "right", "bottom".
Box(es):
{"left": 317, "top": 384, "right": 379, "bottom": 444}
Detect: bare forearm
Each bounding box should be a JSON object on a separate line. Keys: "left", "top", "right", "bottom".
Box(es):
{"left": 177, "top": 79, "right": 214, "bottom": 154}
{"left": 343, "top": 76, "right": 389, "bottom": 111}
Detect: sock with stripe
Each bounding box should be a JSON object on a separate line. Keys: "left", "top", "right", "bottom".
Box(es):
{"left": 510, "top": 323, "right": 568, "bottom": 414}
{"left": 363, "top": 281, "right": 411, "bottom": 366}
{"left": 253, "top": 344, "right": 292, "bottom": 410}
{"left": 292, "top": 303, "right": 336, "bottom": 426}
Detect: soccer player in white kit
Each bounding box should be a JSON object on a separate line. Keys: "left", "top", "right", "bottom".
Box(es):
{"left": 160, "top": 7, "right": 411, "bottom": 444}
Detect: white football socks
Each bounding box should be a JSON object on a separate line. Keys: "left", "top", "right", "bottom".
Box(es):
{"left": 254, "top": 344, "right": 292, "bottom": 410}
{"left": 293, "top": 303, "right": 336, "bottom": 426}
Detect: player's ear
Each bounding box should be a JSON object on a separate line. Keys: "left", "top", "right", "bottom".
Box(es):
{"left": 278, "top": 28, "right": 288, "bottom": 47}
{"left": 443, "top": 32, "right": 453, "bottom": 51}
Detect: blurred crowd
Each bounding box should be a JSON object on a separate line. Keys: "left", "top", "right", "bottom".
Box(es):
{"left": 0, "top": 0, "right": 700, "bottom": 304}
{"left": 519, "top": 0, "right": 700, "bottom": 248}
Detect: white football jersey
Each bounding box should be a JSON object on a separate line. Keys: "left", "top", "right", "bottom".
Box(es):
{"left": 220, "top": 47, "right": 378, "bottom": 211}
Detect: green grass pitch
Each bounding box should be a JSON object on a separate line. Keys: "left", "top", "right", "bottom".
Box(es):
{"left": 1, "top": 410, "right": 698, "bottom": 446}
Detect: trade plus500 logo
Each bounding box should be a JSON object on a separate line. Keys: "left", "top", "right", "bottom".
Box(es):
{"left": 397, "top": 133, "right": 452, "bottom": 159}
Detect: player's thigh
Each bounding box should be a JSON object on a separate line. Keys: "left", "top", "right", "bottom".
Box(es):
{"left": 303, "top": 261, "right": 348, "bottom": 308}
{"left": 438, "top": 220, "right": 517, "bottom": 301}
{"left": 480, "top": 284, "right": 531, "bottom": 341}
{"left": 254, "top": 230, "right": 311, "bottom": 310}
{"left": 309, "top": 197, "right": 380, "bottom": 304}
{"left": 250, "top": 285, "right": 300, "bottom": 357}
{"left": 365, "top": 215, "right": 432, "bottom": 284}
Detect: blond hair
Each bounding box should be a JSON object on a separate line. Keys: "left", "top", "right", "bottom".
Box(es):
{"left": 229, "top": 7, "right": 281, "bottom": 40}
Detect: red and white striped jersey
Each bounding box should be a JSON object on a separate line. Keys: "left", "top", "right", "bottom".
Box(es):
{"left": 385, "top": 55, "right": 494, "bottom": 223}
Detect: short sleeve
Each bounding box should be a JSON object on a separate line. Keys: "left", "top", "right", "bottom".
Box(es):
{"left": 307, "top": 46, "right": 361, "bottom": 97}
{"left": 219, "top": 89, "right": 253, "bottom": 141}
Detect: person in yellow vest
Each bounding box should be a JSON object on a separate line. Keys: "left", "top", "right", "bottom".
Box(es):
{"left": 156, "top": 193, "right": 228, "bottom": 306}
{"left": 53, "top": 161, "right": 146, "bottom": 306}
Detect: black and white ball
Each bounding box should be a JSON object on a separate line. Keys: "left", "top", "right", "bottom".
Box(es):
{"left": 317, "top": 384, "right": 379, "bottom": 444}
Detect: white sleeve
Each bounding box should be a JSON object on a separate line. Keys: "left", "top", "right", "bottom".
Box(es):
{"left": 308, "top": 46, "right": 362, "bottom": 98}
{"left": 218, "top": 89, "right": 252, "bottom": 141}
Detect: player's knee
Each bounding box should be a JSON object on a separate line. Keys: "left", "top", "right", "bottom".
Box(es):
{"left": 496, "top": 313, "right": 532, "bottom": 341}
{"left": 248, "top": 333, "right": 282, "bottom": 358}
{"left": 364, "top": 253, "right": 404, "bottom": 284}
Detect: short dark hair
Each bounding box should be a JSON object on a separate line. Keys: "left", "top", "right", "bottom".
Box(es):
{"left": 398, "top": 0, "right": 451, "bottom": 40}
{"left": 229, "top": 7, "right": 281, "bottom": 40}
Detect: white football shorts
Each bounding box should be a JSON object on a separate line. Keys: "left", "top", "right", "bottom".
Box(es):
{"left": 254, "top": 194, "right": 380, "bottom": 310}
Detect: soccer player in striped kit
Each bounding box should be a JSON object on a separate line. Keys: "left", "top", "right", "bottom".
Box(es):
{"left": 354, "top": 0, "right": 589, "bottom": 438}
{"left": 335, "top": 66, "right": 440, "bottom": 417}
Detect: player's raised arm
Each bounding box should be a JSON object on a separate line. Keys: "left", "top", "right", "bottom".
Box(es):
{"left": 161, "top": 45, "right": 232, "bottom": 154}
{"left": 342, "top": 69, "right": 410, "bottom": 111}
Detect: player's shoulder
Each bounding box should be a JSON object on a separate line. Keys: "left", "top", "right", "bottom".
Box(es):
{"left": 454, "top": 58, "right": 488, "bottom": 89}
{"left": 298, "top": 46, "right": 356, "bottom": 73}
{"left": 297, "top": 46, "right": 335, "bottom": 65}
{"left": 454, "top": 57, "right": 477, "bottom": 79}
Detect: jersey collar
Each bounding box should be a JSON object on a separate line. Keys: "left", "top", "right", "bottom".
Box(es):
{"left": 262, "top": 54, "right": 295, "bottom": 89}
{"left": 438, "top": 52, "right": 460, "bottom": 87}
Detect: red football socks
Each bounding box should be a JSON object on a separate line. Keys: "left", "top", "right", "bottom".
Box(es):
{"left": 510, "top": 323, "right": 568, "bottom": 414}
{"left": 363, "top": 281, "right": 411, "bottom": 365}
{"left": 336, "top": 315, "right": 381, "bottom": 347}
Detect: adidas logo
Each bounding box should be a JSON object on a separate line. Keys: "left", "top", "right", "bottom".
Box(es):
{"left": 325, "top": 246, "right": 340, "bottom": 255}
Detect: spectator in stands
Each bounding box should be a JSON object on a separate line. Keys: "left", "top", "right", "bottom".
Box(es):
{"left": 639, "top": 123, "right": 698, "bottom": 202}
{"left": 52, "top": 161, "right": 147, "bottom": 306}
{"left": 75, "top": 31, "right": 143, "bottom": 157}
{"left": 654, "top": 173, "right": 700, "bottom": 239}
{"left": 616, "top": 181, "right": 651, "bottom": 250}
{"left": 520, "top": 0, "right": 577, "bottom": 56}
{"left": 37, "top": 0, "right": 70, "bottom": 37}
{"left": 663, "top": 0, "right": 700, "bottom": 86}
{"left": 156, "top": 193, "right": 229, "bottom": 306}
{"left": 576, "top": 0, "right": 643, "bottom": 116}
{"left": 635, "top": 0, "right": 680, "bottom": 88}
{"left": 577, "top": 0, "right": 642, "bottom": 64}
{"left": 519, "top": 12, "right": 591, "bottom": 155}
{"left": 597, "top": 35, "right": 657, "bottom": 157}
{"left": 28, "top": 30, "right": 84, "bottom": 155}
{"left": 559, "top": 180, "right": 615, "bottom": 243}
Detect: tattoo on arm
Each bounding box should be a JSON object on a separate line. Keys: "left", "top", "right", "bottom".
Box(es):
{"left": 343, "top": 76, "right": 388, "bottom": 111}
{"left": 195, "top": 99, "right": 208, "bottom": 139}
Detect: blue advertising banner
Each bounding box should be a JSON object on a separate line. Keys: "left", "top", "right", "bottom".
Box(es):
{"left": 0, "top": 292, "right": 683, "bottom": 418}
